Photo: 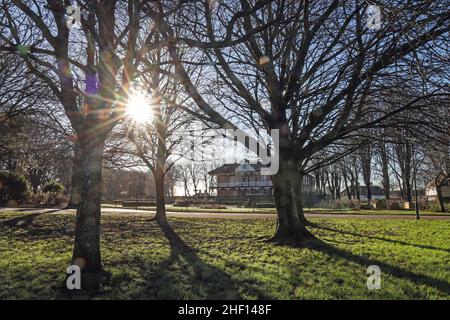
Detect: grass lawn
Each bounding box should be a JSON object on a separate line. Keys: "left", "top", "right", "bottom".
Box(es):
{"left": 304, "top": 208, "right": 448, "bottom": 215}
{"left": 0, "top": 211, "right": 449, "bottom": 299}
{"left": 102, "top": 203, "right": 447, "bottom": 216}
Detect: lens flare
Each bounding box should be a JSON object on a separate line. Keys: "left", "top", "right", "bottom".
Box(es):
{"left": 126, "top": 92, "right": 153, "bottom": 124}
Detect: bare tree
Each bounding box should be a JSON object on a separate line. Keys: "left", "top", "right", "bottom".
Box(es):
{"left": 1, "top": 0, "right": 145, "bottom": 289}
{"left": 377, "top": 141, "right": 391, "bottom": 208}
{"left": 198, "top": 161, "right": 220, "bottom": 195}
{"left": 177, "top": 162, "right": 192, "bottom": 196}
{"left": 360, "top": 145, "right": 373, "bottom": 202}
{"left": 395, "top": 139, "right": 413, "bottom": 203}
{"left": 122, "top": 72, "right": 192, "bottom": 225}
{"left": 324, "top": 164, "right": 341, "bottom": 201}
{"left": 187, "top": 162, "right": 200, "bottom": 195}
{"left": 340, "top": 161, "right": 353, "bottom": 200}
{"left": 164, "top": 166, "right": 180, "bottom": 197}
{"left": 421, "top": 118, "right": 450, "bottom": 212}
{"left": 144, "top": 0, "right": 450, "bottom": 244}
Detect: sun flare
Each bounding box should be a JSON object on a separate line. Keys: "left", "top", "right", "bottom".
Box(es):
{"left": 126, "top": 92, "right": 153, "bottom": 123}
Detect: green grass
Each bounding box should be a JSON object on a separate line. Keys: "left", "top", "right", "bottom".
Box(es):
{"left": 0, "top": 211, "right": 449, "bottom": 299}
{"left": 303, "top": 208, "right": 447, "bottom": 215}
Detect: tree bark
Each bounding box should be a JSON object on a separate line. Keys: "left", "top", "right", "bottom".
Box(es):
{"left": 320, "top": 171, "right": 326, "bottom": 196}
{"left": 380, "top": 142, "right": 391, "bottom": 209}
{"left": 71, "top": 132, "right": 106, "bottom": 291}
{"left": 67, "top": 141, "right": 82, "bottom": 208}
{"left": 361, "top": 146, "right": 372, "bottom": 202}
{"left": 335, "top": 175, "right": 341, "bottom": 200}
{"left": 296, "top": 171, "right": 311, "bottom": 225}
{"left": 343, "top": 171, "right": 351, "bottom": 200}
{"left": 270, "top": 156, "right": 313, "bottom": 245}
{"left": 325, "top": 170, "right": 335, "bottom": 201}
{"left": 435, "top": 177, "right": 447, "bottom": 212}
{"left": 355, "top": 180, "right": 361, "bottom": 201}
{"left": 396, "top": 142, "right": 413, "bottom": 203}
{"left": 153, "top": 167, "right": 169, "bottom": 226}
{"left": 314, "top": 171, "right": 321, "bottom": 193}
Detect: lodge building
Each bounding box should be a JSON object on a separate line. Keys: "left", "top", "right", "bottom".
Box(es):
{"left": 208, "top": 162, "right": 315, "bottom": 197}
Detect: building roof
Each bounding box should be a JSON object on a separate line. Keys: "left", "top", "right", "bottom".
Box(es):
{"left": 208, "top": 162, "right": 266, "bottom": 175}
{"left": 391, "top": 189, "right": 426, "bottom": 198}
{"left": 208, "top": 162, "right": 315, "bottom": 178}
{"left": 390, "top": 190, "right": 403, "bottom": 199}
{"left": 341, "top": 185, "right": 385, "bottom": 196}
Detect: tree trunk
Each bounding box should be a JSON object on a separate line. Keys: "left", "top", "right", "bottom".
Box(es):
{"left": 396, "top": 142, "right": 413, "bottom": 203}
{"left": 314, "top": 171, "right": 321, "bottom": 193}
{"left": 349, "top": 172, "right": 355, "bottom": 199}
{"left": 343, "top": 172, "right": 351, "bottom": 200}
{"left": 71, "top": 133, "right": 106, "bottom": 291}
{"left": 355, "top": 180, "right": 361, "bottom": 201}
{"left": 361, "top": 146, "right": 372, "bottom": 203}
{"left": 380, "top": 143, "right": 390, "bottom": 209}
{"left": 335, "top": 175, "right": 341, "bottom": 200}
{"left": 320, "top": 171, "right": 326, "bottom": 195}
{"left": 67, "top": 141, "right": 82, "bottom": 208}
{"left": 296, "top": 172, "right": 311, "bottom": 225}
{"left": 183, "top": 179, "right": 190, "bottom": 196}
{"left": 153, "top": 168, "right": 169, "bottom": 226}
{"left": 326, "top": 171, "right": 335, "bottom": 201}
{"left": 435, "top": 177, "right": 447, "bottom": 212}
{"left": 270, "top": 157, "right": 313, "bottom": 245}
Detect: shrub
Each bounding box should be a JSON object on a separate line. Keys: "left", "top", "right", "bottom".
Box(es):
{"left": 122, "top": 200, "right": 156, "bottom": 207}
{"left": 318, "top": 199, "right": 360, "bottom": 210}
{"left": 26, "top": 192, "right": 49, "bottom": 206}
{"left": 0, "top": 172, "right": 29, "bottom": 206}
{"left": 173, "top": 201, "right": 191, "bottom": 207}
{"left": 40, "top": 181, "right": 65, "bottom": 206}
{"left": 199, "top": 203, "right": 227, "bottom": 209}
{"left": 255, "top": 202, "right": 276, "bottom": 208}
{"left": 42, "top": 181, "right": 64, "bottom": 195}
{"left": 426, "top": 199, "right": 450, "bottom": 212}
{"left": 390, "top": 202, "right": 402, "bottom": 210}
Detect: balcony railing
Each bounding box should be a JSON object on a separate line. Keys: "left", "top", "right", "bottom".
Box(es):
{"left": 216, "top": 181, "right": 273, "bottom": 188}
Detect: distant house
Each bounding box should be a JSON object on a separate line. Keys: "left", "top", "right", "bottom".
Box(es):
{"left": 426, "top": 181, "right": 437, "bottom": 200}
{"left": 208, "top": 162, "right": 315, "bottom": 197}
{"left": 425, "top": 180, "right": 450, "bottom": 201}
{"left": 341, "top": 185, "right": 385, "bottom": 201}
{"left": 391, "top": 189, "right": 426, "bottom": 201}
{"left": 389, "top": 190, "right": 403, "bottom": 200}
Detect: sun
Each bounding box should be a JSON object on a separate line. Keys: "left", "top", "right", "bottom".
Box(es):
{"left": 126, "top": 92, "right": 153, "bottom": 123}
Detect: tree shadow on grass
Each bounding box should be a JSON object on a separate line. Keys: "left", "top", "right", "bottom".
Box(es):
{"left": 127, "top": 221, "right": 273, "bottom": 300}
{"left": 312, "top": 223, "right": 450, "bottom": 254}
{"left": 302, "top": 236, "right": 450, "bottom": 296}
{"left": 0, "top": 210, "right": 62, "bottom": 228}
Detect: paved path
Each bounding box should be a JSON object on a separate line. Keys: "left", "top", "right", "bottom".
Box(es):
{"left": 1, "top": 207, "right": 450, "bottom": 220}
